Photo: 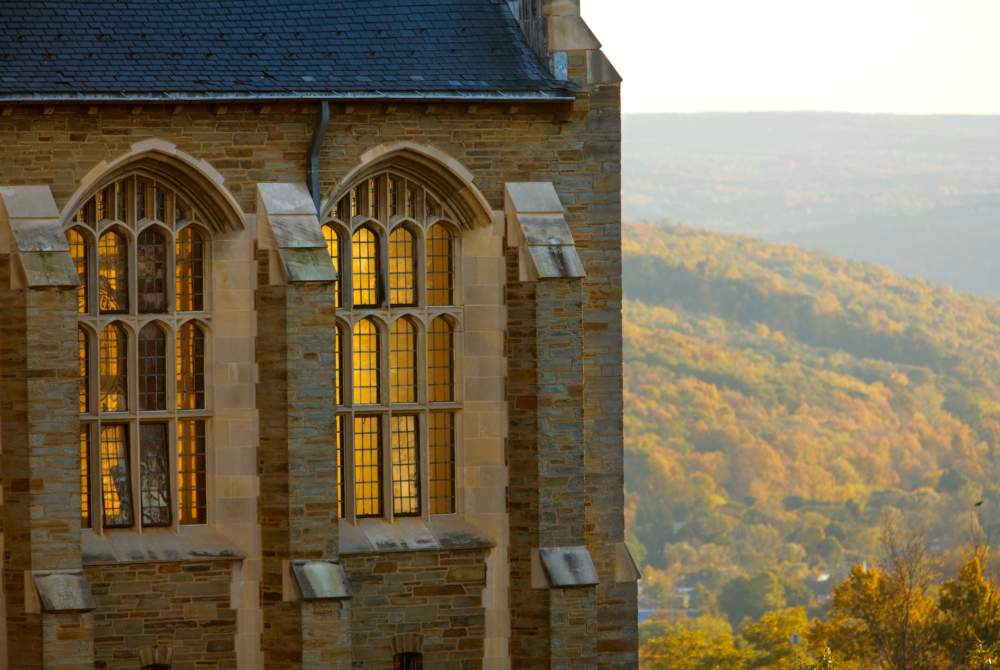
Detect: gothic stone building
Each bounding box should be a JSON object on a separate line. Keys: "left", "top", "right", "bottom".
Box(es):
{"left": 0, "top": 2, "right": 635, "bottom": 669}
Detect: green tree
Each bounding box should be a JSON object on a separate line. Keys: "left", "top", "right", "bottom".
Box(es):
{"left": 719, "top": 572, "right": 786, "bottom": 625}
{"left": 743, "top": 608, "right": 808, "bottom": 670}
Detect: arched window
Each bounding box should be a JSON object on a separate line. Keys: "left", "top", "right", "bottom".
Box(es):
{"left": 352, "top": 227, "right": 380, "bottom": 307}
{"left": 72, "top": 175, "right": 212, "bottom": 531}
{"left": 138, "top": 323, "right": 167, "bottom": 411}
{"left": 428, "top": 317, "right": 454, "bottom": 403}
{"left": 177, "top": 322, "right": 205, "bottom": 410}
{"left": 69, "top": 228, "right": 89, "bottom": 313}
{"left": 389, "top": 227, "right": 416, "bottom": 306}
{"left": 100, "top": 324, "right": 128, "bottom": 413}
{"left": 390, "top": 317, "right": 417, "bottom": 403}
{"left": 98, "top": 231, "right": 128, "bottom": 313}
{"left": 325, "top": 171, "right": 464, "bottom": 522}
{"left": 426, "top": 225, "right": 454, "bottom": 306}
{"left": 324, "top": 225, "right": 342, "bottom": 308}
{"left": 137, "top": 228, "right": 167, "bottom": 313}
{"left": 353, "top": 318, "right": 380, "bottom": 405}
{"left": 176, "top": 227, "right": 204, "bottom": 312}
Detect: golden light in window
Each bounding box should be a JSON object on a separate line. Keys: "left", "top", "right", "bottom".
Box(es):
{"left": 369, "top": 178, "right": 379, "bottom": 219}
{"left": 390, "top": 317, "right": 417, "bottom": 403}
{"left": 392, "top": 415, "right": 420, "bottom": 516}
{"left": 353, "top": 318, "right": 380, "bottom": 405}
{"left": 429, "top": 411, "right": 456, "bottom": 514}
{"left": 98, "top": 231, "right": 128, "bottom": 313}
{"left": 178, "top": 419, "right": 207, "bottom": 525}
{"left": 324, "top": 225, "right": 342, "bottom": 308}
{"left": 137, "top": 228, "right": 167, "bottom": 313}
{"left": 79, "top": 327, "right": 90, "bottom": 414}
{"left": 176, "top": 227, "right": 205, "bottom": 312}
{"left": 69, "top": 228, "right": 89, "bottom": 313}
{"left": 352, "top": 227, "right": 380, "bottom": 307}
{"left": 99, "top": 324, "right": 128, "bottom": 413}
{"left": 389, "top": 226, "right": 416, "bottom": 306}
{"left": 177, "top": 322, "right": 206, "bottom": 410}
{"left": 427, "top": 224, "right": 454, "bottom": 306}
{"left": 100, "top": 424, "right": 133, "bottom": 528}
{"left": 428, "top": 317, "right": 454, "bottom": 403}
{"left": 354, "top": 415, "right": 382, "bottom": 517}
{"left": 334, "top": 323, "right": 344, "bottom": 405}
{"left": 80, "top": 426, "right": 91, "bottom": 528}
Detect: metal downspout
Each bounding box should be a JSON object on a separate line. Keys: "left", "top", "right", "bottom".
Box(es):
{"left": 307, "top": 100, "right": 330, "bottom": 213}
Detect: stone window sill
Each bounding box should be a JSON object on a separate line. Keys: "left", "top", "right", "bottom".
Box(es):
{"left": 82, "top": 525, "right": 245, "bottom": 565}
{"left": 339, "top": 515, "right": 494, "bottom": 555}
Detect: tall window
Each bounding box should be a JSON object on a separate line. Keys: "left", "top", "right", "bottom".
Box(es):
{"left": 323, "top": 171, "right": 462, "bottom": 521}
{"left": 72, "top": 174, "right": 211, "bottom": 531}
{"left": 323, "top": 225, "right": 342, "bottom": 308}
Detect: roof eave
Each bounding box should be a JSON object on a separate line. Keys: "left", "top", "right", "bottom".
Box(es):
{"left": 0, "top": 89, "right": 579, "bottom": 103}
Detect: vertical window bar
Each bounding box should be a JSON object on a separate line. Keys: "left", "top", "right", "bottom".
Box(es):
{"left": 178, "top": 419, "right": 207, "bottom": 525}
{"left": 391, "top": 415, "right": 420, "bottom": 516}
{"left": 350, "top": 187, "right": 360, "bottom": 219}
{"left": 389, "top": 179, "right": 398, "bottom": 217}
{"left": 352, "top": 227, "right": 380, "bottom": 307}
{"left": 369, "top": 178, "right": 379, "bottom": 219}
{"left": 79, "top": 327, "right": 90, "bottom": 414}
{"left": 406, "top": 187, "right": 415, "bottom": 219}
{"left": 429, "top": 411, "right": 456, "bottom": 514}
{"left": 99, "top": 324, "right": 128, "bottom": 412}
{"left": 155, "top": 190, "right": 166, "bottom": 221}
{"left": 175, "top": 227, "right": 205, "bottom": 312}
{"left": 353, "top": 318, "right": 380, "bottom": 405}
{"left": 428, "top": 317, "right": 455, "bottom": 403}
{"left": 100, "top": 424, "right": 133, "bottom": 528}
{"left": 137, "top": 181, "right": 147, "bottom": 220}
{"left": 137, "top": 228, "right": 167, "bottom": 313}
{"left": 116, "top": 180, "right": 127, "bottom": 222}
{"left": 336, "top": 415, "right": 345, "bottom": 519}
{"left": 335, "top": 323, "right": 344, "bottom": 405}
{"left": 96, "top": 190, "right": 107, "bottom": 222}
{"left": 138, "top": 323, "right": 167, "bottom": 411}
{"left": 69, "top": 228, "right": 89, "bottom": 313}
{"left": 81, "top": 425, "right": 91, "bottom": 529}
{"left": 98, "top": 231, "right": 129, "bottom": 313}
{"left": 177, "top": 322, "right": 206, "bottom": 410}
{"left": 427, "top": 225, "right": 454, "bottom": 307}
{"left": 324, "top": 225, "right": 342, "bottom": 308}
{"left": 388, "top": 227, "right": 416, "bottom": 306}
{"left": 390, "top": 318, "right": 417, "bottom": 403}
{"left": 354, "top": 415, "right": 382, "bottom": 517}
{"left": 139, "top": 423, "right": 172, "bottom": 526}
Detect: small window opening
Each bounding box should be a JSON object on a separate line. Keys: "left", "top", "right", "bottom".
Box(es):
{"left": 394, "top": 653, "right": 422, "bottom": 670}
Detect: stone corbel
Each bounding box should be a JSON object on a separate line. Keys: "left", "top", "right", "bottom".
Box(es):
{"left": 530, "top": 546, "right": 601, "bottom": 588}
{"left": 504, "top": 182, "right": 586, "bottom": 282}
{"left": 0, "top": 186, "right": 80, "bottom": 289}
{"left": 282, "top": 559, "right": 353, "bottom": 602}
{"left": 256, "top": 182, "right": 338, "bottom": 285}
{"left": 24, "top": 569, "right": 98, "bottom": 613}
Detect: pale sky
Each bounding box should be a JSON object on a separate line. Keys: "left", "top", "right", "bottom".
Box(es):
{"left": 584, "top": 0, "right": 1000, "bottom": 115}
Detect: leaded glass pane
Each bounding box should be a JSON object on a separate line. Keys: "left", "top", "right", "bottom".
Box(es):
{"left": 99, "top": 324, "right": 128, "bottom": 412}
{"left": 137, "top": 228, "right": 167, "bottom": 313}
{"left": 69, "top": 228, "right": 89, "bottom": 313}
{"left": 389, "top": 227, "right": 416, "bottom": 306}
{"left": 155, "top": 190, "right": 166, "bottom": 221}
{"left": 336, "top": 415, "right": 345, "bottom": 519}
{"left": 353, "top": 318, "right": 380, "bottom": 405}
{"left": 98, "top": 231, "right": 128, "bottom": 313}
{"left": 392, "top": 415, "right": 420, "bottom": 516}
{"left": 390, "top": 318, "right": 417, "bottom": 403}
{"left": 137, "top": 180, "right": 147, "bottom": 220}
{"left": 335, "top": 323, "right": 344, "bottom": 405}
{"left": 81, "top": 425, "right": 91, "bottom": 529}
{"left": 429, "top": 412, "right": 456, "bottom": 514}
{"left": 428, "top": 317, "right": 454, "bottom": 403}
{"left": 178, "top": 419, "right": 207, "bottom": 525}
{"left": 116, "top": 180, "right": 128, "bottom": 222}
{"left": 427, "top": 225, "right": 454, "bottom": 307}
{"left": 369, "top": 178, "right": 379, "bottom": 219}
{"left": 138, "top": 323, "right": 167, "bottom": 411}
{"left": 177, "top": 322, "right": 205, "bottom": 410}
{"left": 354, "top": 415, "right": 381, "bottom": 517}
{"left": 406, "top": 187, "right": 416, "bottom": 219}
{"left": 389, "top": 179, "right": 398, "bottom": 217}
{"left": 140, "top": 423, "right": 171, "bottom": 526}
{"left": 176, "top": 227, "right": 205, "bottom": 312}
{"left": 350, "top": 187, "right": 360, "bottom": 219}
{"left": 352, "top": 227, "right": 379, "bottom": 307}
{"left": 79, "top": 327, "right": 90, "bottom": 414}
{"left": 101, "top": 424, "right": 133, "bottom": 528}
{"left": 324, "top": 225, "right": 342, "bottom": 308}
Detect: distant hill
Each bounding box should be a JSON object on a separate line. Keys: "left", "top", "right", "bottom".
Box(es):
{"left": 622, "top": 112, "right": 1000, "bottom": 295}
{"left": 622, "top": 219, "right": 1000, "bottom": 618}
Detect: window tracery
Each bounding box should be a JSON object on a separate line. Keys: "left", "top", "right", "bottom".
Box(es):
{"left": 323, "top": 170, "right": 462, "bottom": 522}
{"left": 72, "top": 174, "right": 211, "bottom": 532}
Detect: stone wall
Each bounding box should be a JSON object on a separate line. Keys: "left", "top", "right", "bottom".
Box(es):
{"left": 85, "top": 560, "right": 237, "bottom": 670}
{"left": 342, "top": 549, "right": 487, "bottom": 669}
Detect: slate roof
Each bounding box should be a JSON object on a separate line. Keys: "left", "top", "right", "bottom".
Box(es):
{"left": 0, "top": 0, "right": 571, "bottom": 101}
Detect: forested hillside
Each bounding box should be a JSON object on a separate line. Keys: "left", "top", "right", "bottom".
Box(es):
{"left": 623, "top": 219, "right": 1000, "bottom": 623}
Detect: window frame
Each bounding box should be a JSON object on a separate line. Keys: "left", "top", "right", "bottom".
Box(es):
{"left": 71, "top": 171, "right": 214, "bottom": 536}
{"left": 323, "top": 171, "right": 465, "bottom": 524}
